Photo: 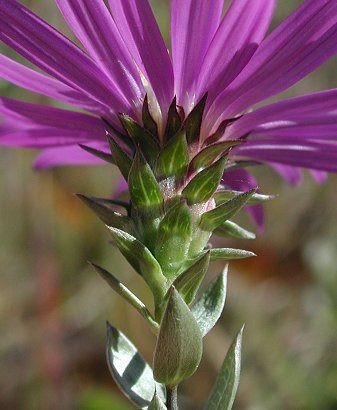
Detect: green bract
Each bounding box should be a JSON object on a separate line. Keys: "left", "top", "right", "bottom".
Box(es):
{"left": 79, "top": 95, "right": 261, "bottom": 409}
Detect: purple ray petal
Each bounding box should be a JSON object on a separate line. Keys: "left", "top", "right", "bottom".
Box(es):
{"left": 0, "top": 0, "right": 128, "bottom": 114}
{"left": 34, "top": 143, "right": 108, "bottom": 169}
{"left": 233, "top": 139, "right": 337, "bottom": 172}
{"left": 108, "top": 0, "right": 174, "bottom": 113}
{"left": 196, "top": 0, "right": 275, "bottom": 104}
{"left": 0, "top": 128, "right": 104, "bottom": 148}
{"left": 114, "top": 177, "right": 129, "bottom": 196}
{"left": 222, "top": 168, "right": 264, "bottom": 229}
{"left": 55, "top": 0, "right": 143, "bottom": 106}
{"left": 227, "top": 89, "right": 337, "bottom": 139}
{"left": 207, "top": 0, "right": 337, "bottom": 129}
{"left": 0, "top": 54, "right": 100, "bottom": 113}
{"left": 309, "top": 170, "right": 328, "bottom": 183}
{"left": 0, "top": 97, "right": 106, "bottom": 135}
{"left": 171, "top": 0, "right": 224, "bottom": 111}
{"left": 269, "top": 163, "right": 303, "bottom": 185}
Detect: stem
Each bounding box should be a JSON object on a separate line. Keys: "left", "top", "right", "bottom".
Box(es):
{"left": 166, "top": 386, "right": 178, "bottom": 410}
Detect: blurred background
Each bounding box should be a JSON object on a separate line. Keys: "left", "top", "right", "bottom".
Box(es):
{"left": 1, "top": 1, "right": 336, "bottom": 409}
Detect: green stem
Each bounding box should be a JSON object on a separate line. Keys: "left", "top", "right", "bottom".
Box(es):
{"left": 166, "top": 386, "right": 178, "bottom": 410}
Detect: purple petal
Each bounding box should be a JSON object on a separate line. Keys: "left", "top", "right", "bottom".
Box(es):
{"left": 34, "top": 142, "right": 109, "bottom": 169}
{"left": 309, "top": 170, "right": 328, "bottom": 183}
{"left": 222, "top": 168, "right": 264, "bottom": 229}
{"left": 108, "top": 0, "right": 174, "bottom": 113}
{"left": 196, "top": 0, "right": 275, "bottom": 103}
{"left": 233, "top": 139, "right": 337, "bottom": 172}
{"left": 207, "top": 0, "right": 337, "bottom": 127}
{"left": 55, "top": 0, "right": 143, "bottom": 107}
{"left": 269, "top": 163, "right": 303, "bottom": 185}
{"left": 0, "top": 128, "right": 104, "bottom": 148}
{"left": 0, "top": 54, "right": 99, "bottom": 113}
{"left": 114, "top": 177, "right": 129, "bottom": 196}
{"left": 227, "top": 89, "right": 337, "bottom": 139}
{"left": 0, "top": 1, "right": 128, "bottom": 115}
{"left": 0, "top": 97, "right": 106, "bottom": 133}
{"left": 171, "top": 0, "right": 224, "bottom": 111}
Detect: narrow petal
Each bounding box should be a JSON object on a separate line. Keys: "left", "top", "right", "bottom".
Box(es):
{"left": 55, "top": 0, "right": 143, "bottom": 106}
{"left": 227, "top": 89, "right": 337, "bottom": 139}
{"left": 309, "top": 170, "right": 328, "bottom": 183}
{"left": 0, "top": 54, "right": 99, "bottom": 113}
{"left": 0, "top": 97, "right": 106, "bottom": 134}
{"left": 208, "top": 0, "right": 337, "bottom": 127}
{"left": 34, "top": 143, "right": 108, "bottom": 169}
{"left": 171, "top": 0, "right": 224, "bottom": 110}
{"left": 196, "top": 0, "right": 275, "bottom": 103}
{"left": 0, "top": 1, "right": 128, "bottom": 114}
{"left": 0, "top": 128, "right": 104, "bottom": 148}
{"left": 108, "top": 0, "right": 174, "bottom": 112}
{"left": 269, "top": 163, "right": 302, "bottom": 185}
{"left": 233, "top": 139, "right": 337, "bottom": 172}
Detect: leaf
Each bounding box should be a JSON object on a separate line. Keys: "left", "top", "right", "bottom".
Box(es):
{"left": 77, "top": 194, "right": 132, "bottom": 231}
{"left": 119, "top": 114, "right": 160, "bottom": 163}
{"left": 107, "top": 135, "right": 132, "bottom": 180}
{"left": 90, "top": 263, "right": 159, "bottom": 333}
{"left": 164, "top": 97, "right": 183, "bottom": 141}
{"left": 203, "top": 327, "right": 244, "bottom": 410}
{"left": 106, "top": 323, "right": 165, "bottom": 410}
{"left": 79, "top": 143, "right": 115, "bottom": 164}
{"left": 184, "top": 93, "right": 208, "bottom": 144}
{"left": 191, "top": 140, "right": 244, "bottom": 171}
{"left": 200, "top": 189, "right": 257, "bottom": 232}
{"left": 214, "top": 190, "right": 275, "bottom": 205}
{"left": 156, "top": 130, "right": 189, "bottom": 178}
{"left": 108, "top": 227, "right": 167, "bottom": 300}
{"left": 142, "top": 94, "right": 159, "bottom": 138}
{"left": 214, "top": 221, "right": 256, "bottom": 240}
{"left": 182, "top": 157, "right": 226, "bottom": 204}
{"left": 174, "top": 252, "right": 210, "bottom": 305}
{"left": 128, "top": 149, "right": 163, "bottom": 211}
{"left": 210, "top": 248, "right": 256, "bottom": 261}
{"left": 191, "top": 267, "right": 227, "bottom": 337}
{"left": 153, "top": 287, "right": 203, "bottom": 386}
{"left": 155, "top": 201, "right": 192, "bottom": 279}
{"left": 148, "top": 391, "right": 168, "bottom": 410}
{"left": 87, "top": 196, "right": 130, "bottom": 213}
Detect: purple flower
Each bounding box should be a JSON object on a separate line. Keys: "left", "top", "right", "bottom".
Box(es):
{"left": 0, "top": 0, "right": 337, "bottom": 182}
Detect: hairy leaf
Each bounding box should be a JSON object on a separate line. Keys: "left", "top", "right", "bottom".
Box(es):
{"left": 192, "top": 267, "right": 227, "bottom": 337}
{"left": 184, "top": 93, "right": 208, "bottom": 144}
{"left": 128, "top": 149, "right": 163, "bottom": 210}
{"left": 91, "top": 263, "right": 159, "bottom": 333}
{"left": 107, "top": 135, "right": 132, "bottom": 180}
{"left": 200, "top": 189, "right": 256, "bottom": 231}
{"left": 191, "top": 140, "right": 244, "bottom": 171}
{"left": 77, "top": 194, "right": 132, "bottom": 231}
{"left": 155, "top": 201, "right": 193, "bottom": 279}
{"left": 153, "top": 288, "right": 203, "bottom": 386}
{"left": 156, "top": 130, "right": 189, "bottom": 178}
{"left": 174, "top": 252, "right": 210, "bottom": 305}
{"left": 214, "top": 221, "right": 256, "bottom": 240}
{"left": 204, "top": 327, "right": 243, "bottom": 410}
{"left": 210, "top": 248, "right": 256, "bottom": 261}
{"left": 106, "top": 323, "right": 165, "bottom": 409}
{"left": 182, "top": 157, "right": 226, "bottom": 204}
{"left": 108, "top": 227, "right": 167, "bottom": 299}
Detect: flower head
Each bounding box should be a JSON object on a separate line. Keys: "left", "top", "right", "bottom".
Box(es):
{"left": 0, "top": 0, "right": 336, "bottom": 181}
